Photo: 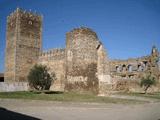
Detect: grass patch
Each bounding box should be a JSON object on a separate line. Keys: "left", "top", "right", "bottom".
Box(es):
{"left": 117, "top": 92, "right": 160, "bottom": 100}
{"left": 0, "top": 91, "right": 145, "bottom": 104}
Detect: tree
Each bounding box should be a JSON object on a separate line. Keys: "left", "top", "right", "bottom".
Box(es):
{"left": 28, "top": 64, "right": 56, "bottom": 91}
{"left": 140, "top": 74, "right": 156, "bottom": 94}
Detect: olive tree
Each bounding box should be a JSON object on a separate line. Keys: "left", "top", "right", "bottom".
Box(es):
{"left": 28, "top": 64, "right": 56, "bottom": 91}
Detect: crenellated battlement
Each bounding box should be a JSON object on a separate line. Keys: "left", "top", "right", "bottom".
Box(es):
{"left": 38, "top": 48, "right": 65, "bottom": 61}
{"left": 40, "top": 48, "right": 65, "bottom": 56}
{"left": 7, "top": 8, "right": 42, "bottom": 22}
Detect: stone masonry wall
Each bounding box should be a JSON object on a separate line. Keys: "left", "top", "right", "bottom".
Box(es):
{"left": 5, "top": 9, "right": 18, "bottom": 82}
{"left": 110, "top": 56, "right": 150, "bottom": 80}
{"left": 109, "top": 46, "right": 160, "bottom": 92}
{"left": 4, "top": 8, "right": 159, "bottom": 93}
{"left": 97, "top": 44, "right": 111, "bottom": 95}
{"left": 0, "top": 82, "right": 29, "bottom": 92}
{"left": 38, "top": 49, "right": 65, "bottom": 91}
{"left": 5, "top": 8, "right": 42, "bottom": 82}
{"left": 15, "top": 9, "right": 42, "bottom": 82}
{"left": 65, "top": 27, "right": 101, "bottom": 93}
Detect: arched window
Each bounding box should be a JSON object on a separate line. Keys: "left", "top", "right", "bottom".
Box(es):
{"left": 122, "top": 64, "right": 126, "bottom": 72}
{"left": 128, "top": 65, "right": 132, "bottom": 72}
{"left": 116, "top": 66, "right": 119, "bottom": 72}
{"left": 143, "top": 61, "right": 148, "bottom": 70}
{"left": 138, "top": 64, "right": 143, "bottom": 71}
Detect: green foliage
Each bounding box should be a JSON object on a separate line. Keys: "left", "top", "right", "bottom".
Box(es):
{"left": 0, "top": 91, "right": 145, "bottom": 104}
{"left": 28, "top": 64, "right": 56, "bottom": 91}
{"left": 140, "top": 74, "right": 156, "bottom": 94}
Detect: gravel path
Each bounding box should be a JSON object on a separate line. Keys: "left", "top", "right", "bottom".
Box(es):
{"left": 0, "top": 99, "right": 160, "bottom": 120}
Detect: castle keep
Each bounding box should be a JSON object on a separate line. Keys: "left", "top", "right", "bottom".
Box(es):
{"left": 5, "top": 8, "right": 42, "bottom": 82}
{"left": 4, "top": 8, "right": 160, "bottom": 93}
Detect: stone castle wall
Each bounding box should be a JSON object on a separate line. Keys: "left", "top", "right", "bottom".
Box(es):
{"left": 5, "top": 9, "right": 18, "bottom": 82}
{"left": 65, "top": 27, "right": 103, "bottom": 93}
{"left": 109, "top": 47, "right": 160, "bottom": 92}
{"left": 110, "top": 48, "right": 159, "bottom": 80}
{"left": 38, "top": 49, "right": 65, "bottom": 91}
{"left": 5, "top": 8, "right": 42, "bottom": 82}
{"left": 0, "top": 82, "right": 29, "bottom": 92}
{"left": 4, "top": 8, "right": 159, "bottom": 94}
{"left": 15, "top": 9, "right": 42, "bottom": 82}
{"left": 110, "top": 56, "right": 150, "bottom": 80}
{"left": 97, "top": 44, "right": 111, "bottom": 95}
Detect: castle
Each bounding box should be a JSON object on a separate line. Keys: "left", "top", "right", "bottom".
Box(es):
{"left": 4, "top": 8, "right": 160, "bottom": 94}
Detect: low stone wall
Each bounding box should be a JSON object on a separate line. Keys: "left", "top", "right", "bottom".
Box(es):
{"left": 0, "top": 82, "right": 29, "bottom": 92}
{"left": 112, "top": 79, "right": 160, "bottom": 93}
{"left": 50, "top": 83, "right": 65, "bottom": 91}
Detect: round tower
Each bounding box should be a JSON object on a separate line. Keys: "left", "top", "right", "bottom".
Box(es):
{"left": 65, "top": 27, "right": 100, "bottom": 93}
{"left": 66, "top": 27, "right": 99, "bottom": 63}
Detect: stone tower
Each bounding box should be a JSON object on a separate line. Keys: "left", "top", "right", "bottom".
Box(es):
{"left": 151, "top": 45, "right": 159, "bottom": 58}
{"left": 5, "top": 8, "right": 42, "bottom": 82}
{"left": 65, "top": 27, "right": 101, "bottom": 93}
{"left": 150, "top": 45, "right": 159, "bottom": 67}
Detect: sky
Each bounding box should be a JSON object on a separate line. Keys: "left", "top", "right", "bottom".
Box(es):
{"left": 0, "top": 0, "right": 160, "bottom": 72}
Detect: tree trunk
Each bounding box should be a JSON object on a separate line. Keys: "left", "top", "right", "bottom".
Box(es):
{"left": 144, "top": 85, "right": 150, "bottom": 94}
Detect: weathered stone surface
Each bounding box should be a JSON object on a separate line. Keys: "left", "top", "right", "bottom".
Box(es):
{"left": 65, "top": 27, "right": 101, "bottom": 93}
{"left": 5, "top": 8, "right": 42, "bottom": 82}
{"left": 38, "top": 49, "right": 65, "bottom": 91}
{"left": 97, "top": 44, "right": 111, "bottom": 94}
{"left": 0, "top": 82, "right": 29, "bottom": 92}
{"left": 110, "top": 46, "right": 160, "bottom": 82}
{"left": 4, "top": 8, "right": 160, "bottom": 93}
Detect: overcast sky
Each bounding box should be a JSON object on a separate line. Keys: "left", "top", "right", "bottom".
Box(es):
{"left": 0, "top": 0, "right": 160, "bottom": 72}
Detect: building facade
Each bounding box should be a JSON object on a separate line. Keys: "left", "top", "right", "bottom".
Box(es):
{"left": 4, "top": 8, "right": 160, "bottom": 93}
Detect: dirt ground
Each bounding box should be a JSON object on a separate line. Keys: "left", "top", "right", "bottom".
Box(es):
{"left": 0, "top": 99, "right": 160, "bottom": 120}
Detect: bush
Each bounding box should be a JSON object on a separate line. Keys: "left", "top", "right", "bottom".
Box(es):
{"left": 28, "top": 64, "right": 56, "bottom": 91}
{"left": 140, "top": 74, "right": 156, "bottom": 94}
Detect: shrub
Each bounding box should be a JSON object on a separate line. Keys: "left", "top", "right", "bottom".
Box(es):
{"left": 140, "top": 74, "right": 156, "bottom": 94}
{"left": 28, "top": 64, "right": 56, "bottom": 91}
